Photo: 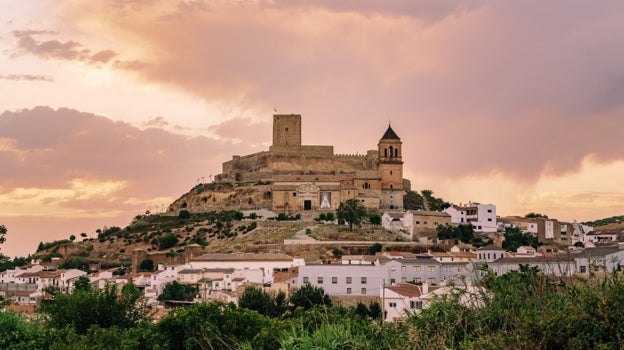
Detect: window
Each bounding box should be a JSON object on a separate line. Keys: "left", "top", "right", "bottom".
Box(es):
{"left": 445, "top": 266, "right": 452, "bottom": 272}
{"left": 401, "top": 266, "right": 406, "bottom": 272}
{"left": 427, "top": 266, "right": 435, "bottom": 272}
{"left": 391, "top": 266, "right": 396, "bottom": 271}
{"left": 317, "top": 277, "right": 323, "bottom": 284}
{"left": 427, "top": 277, "right": 435, "bottom": 284}
{"left": 580, "top": 266, "right": 587, "bottom": 273}
{"left": 389, "top": 302, "right": 397, "bottom": 307}
{"left": 487, "top": 209, "right": 492, "bottom": 213}
{"left": 361, "top": 277, "right": 367, "bottom": 284}
{"left": 390, "top": 278, "right": 396, "bottom": 284}
{"left": 410, "top": 301, "right": 423, "bottom": 309}
{"left": 303, "top": 277, "right": 309, "bottom": 283}
{"left": 401, "top": 277, "right": 406, "bottom": 283}
{"left": 415, "top": 221, "right": 420, "bottom": 225}
{"left": 424, "top": 221, "right": 427, "bottom": 225}
{"left": 332, "top": 277, "right": 337, "bottom": 284}
{"left": 292, "top": 192, "right": 296, "bottom": 197}
{"left": 346, "top": 288, "right": 352, "bottom": 294}
{"left": 413, "top": 277, "right": 421, "bottom": 283}
{"left": 487, "top": 218, "right": 492, "bottom": 222}
{"left": 390, "top": 170, "right": 393, "bottom": 175}
{"left": 346, "top": 277, "right": 352, "bottom": 284}
{"left": 361, "top": 288, "right": 367, "bottom": 295}
{"left": 413, "top": 266, "right": 421, "bottom": 272}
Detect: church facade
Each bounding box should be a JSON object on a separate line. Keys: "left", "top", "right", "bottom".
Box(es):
{"left": 216, "top": 114, "right": 408, "bottom": 213}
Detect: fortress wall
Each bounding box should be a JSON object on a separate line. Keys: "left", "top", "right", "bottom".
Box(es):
{"left": 222, "top": 151, "right": 271, "bottom": 173}
{"left": 268, "top": 154, "right": 374, "bottom": 172}
{"left": 269, "top": 145, "right": 334, "bottom": 156}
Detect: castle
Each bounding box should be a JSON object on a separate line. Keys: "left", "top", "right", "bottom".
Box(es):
{"left": 216, "top": 114, "right": 409, "bottom": 213}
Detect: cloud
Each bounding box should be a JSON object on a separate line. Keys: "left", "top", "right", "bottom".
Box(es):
{"left": 10, "top": 29, "right": 141, "bottom": 68}
{"left": 0, "top": 106, "right": 257, "bottom": 217}
{"left": 0, "top": 74, "right": 53, "bottom": 82}
{"left": 46, "top": 0, "right": 624, "bottom": 185}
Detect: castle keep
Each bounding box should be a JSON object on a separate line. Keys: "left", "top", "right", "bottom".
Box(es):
{"left": 217, "top": 114, "right": 408, "bottom": 212}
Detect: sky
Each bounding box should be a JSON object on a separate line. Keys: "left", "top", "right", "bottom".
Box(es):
{"left": 1, "top": 0, "right": 623, "bottom": 257}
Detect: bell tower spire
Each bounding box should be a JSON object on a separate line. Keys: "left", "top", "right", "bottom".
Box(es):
{"left": 377, "top": 124, "right": 404, "bottom": 209}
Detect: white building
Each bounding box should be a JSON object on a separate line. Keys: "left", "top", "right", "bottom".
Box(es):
{"left": 444, "top": 202, "right": 497, "bottom": 233}
{"left": 190, "top": 253, "right": 305, "bottom": 284}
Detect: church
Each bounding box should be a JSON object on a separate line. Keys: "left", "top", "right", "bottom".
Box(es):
{"left": 216, "top": 114, "right": 409, "bottom": 213}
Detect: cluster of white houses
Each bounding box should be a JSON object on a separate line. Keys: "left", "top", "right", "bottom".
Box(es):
{"left": 3, "top": 241, "right": 624, "bottom": 322}
{"left": 381, "top": 202, "right": 606, "bottom": 248}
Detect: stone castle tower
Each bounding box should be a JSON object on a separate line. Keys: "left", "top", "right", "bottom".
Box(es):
{"left": 273, "top": 114, "right": 302, "bottom": 147}
{"left": 378, "top": 125, "right": 404, "bottom": 210}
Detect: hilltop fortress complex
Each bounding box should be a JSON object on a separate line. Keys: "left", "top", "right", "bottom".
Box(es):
{"left": 215, "top": 114, "right": 410, "bottom": 213}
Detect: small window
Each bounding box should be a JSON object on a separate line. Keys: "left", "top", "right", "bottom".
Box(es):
{"left": 292, "top": 192, "right": 296, "bottom": 197}
{"left": 487, "top": 218, "right": 492, "bottom": 222}
{"left": 413, "top": 266, "right": 421, "bottom": 272}
{"left": 361, "top": 277, "right": 367, "bottom": 284}
{"left": 303, "top": 277, "right": 309, "bottom": 283}
{"left": 401, "top": 277, "right": 406, "bottom": 283}
{"left": 331, "top": 277, "right": 337, "bottom": 284}
{"left": 427, "top": 277, "right": 435, "bottom": 284}
{"left": 346, "top": 288, "right": 352, "bottom": 294}
{"left": 361, "top": 288, "right": 367, "bottom": 295}
{"left": 411, "top": 301, "right": 423, "bottom": 309}
{"left": 346, "top": 277, "right": 352, "bottom": 284}
{"left": 317, "top": 277, "right": 323, "bottom": 284}
{"left": 487, "top": 209, "right": 492, "bottom": 213}
{"left": 390, "top": 278, "right": 396, "bottom": 284}
{"left": 401, "top": 266, "right": 406, "bottom": 272}
{"left": 389, "top": 302, "right": 397, "bottom": 307}
{"left": 413, "top": 277, "right": 421, "bottom": 283}
{"left": 427, "top": 266, "right": 435, "bottom": 272}
{"left": 390, "top": 170, "right": 393, "bottom": 175}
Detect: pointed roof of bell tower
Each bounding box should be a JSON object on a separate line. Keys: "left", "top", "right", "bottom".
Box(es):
{"left": 380, "top": 124, "right": 400, "bottom": 140}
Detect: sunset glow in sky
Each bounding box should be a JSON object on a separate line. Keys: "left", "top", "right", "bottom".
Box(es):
{"left": 1, "top": 1, "right": 623, "bottom": 257}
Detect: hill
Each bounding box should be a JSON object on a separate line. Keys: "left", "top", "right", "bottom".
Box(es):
{"left": 32, "top": 182, "right": 415, "bottom": 269}
{"left": 583, "top": 215, "right": 624, "bottom": 230}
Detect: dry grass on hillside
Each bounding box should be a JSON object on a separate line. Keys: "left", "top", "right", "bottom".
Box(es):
{"left": 310, "top": 223, "right": 402, "bottom": 241}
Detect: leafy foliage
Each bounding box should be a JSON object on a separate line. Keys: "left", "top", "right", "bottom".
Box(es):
{"left": 502, "top": 226, "right": 539, "bottom": 252}
{"left": 158, "top": 281, "right": 197, "bottom": 302}
{"left": 158, "top": 233, "right": 179, "bottom": 250}
{"left": 238, "top": 286, "right": 287, "bottom": 318}
{"left": 290, "top": 284, "right": 332, "bottom": 310}
{"left": 39, "top": 283, "right": 149, "bottom": 334}
{"left": 436, "top": 224, "right": 476, "bottom": 244}
{"left": 336, "top": 199, "right": 367, "bottom": 231}
{"left": 368, "top": 213, "right": 382, "bottom": 225}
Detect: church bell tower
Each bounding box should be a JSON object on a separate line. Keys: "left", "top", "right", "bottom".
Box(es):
{"left": 378, "top": 125, "right": 404, "bottom": 209}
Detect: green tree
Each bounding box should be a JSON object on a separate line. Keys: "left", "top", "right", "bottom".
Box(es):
{"left": 39, "top": 283, "right": 149, "bottom": 334}
{"left": 178, "top": 209, "right": 191, "bottom": 219}
{"left": 502, "top": 226, "right": 539, "bottom": 252}
{"left": 403, "top": 190, "right": 425, "bottom": 210}
{"left": 158, "top": 233, "right": 178, "bottom": 250}
{"left": 73, "top": 276, "right": 92, "bottom": 291}
{"left": 69, "top": 234, "right": 76, "bottom": 241}
{"left": 368, "top": 213, "right": 382, "bottom": 225}
{"left": 370, "top": 242, "right": 383, "bottom": 255}
{"left": 238, "top": 286, "right": 287, "bottom": 318}
{"left": 158, "top": 280, "right": 197, "bottom": 302}
{"left": 290, "top": 284, "right": 332, "bottom": 310}
{"left": 0, "top": 225, "right": 6, "bottom": 253}
{"left": 525, "top": 212, "right": 549, "bottom": 219}
{"left": 336, "top": 199, "right": 367, "bottom": 231}
{"left": 325, "top": 212, "right": 335, "bottom": 221}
